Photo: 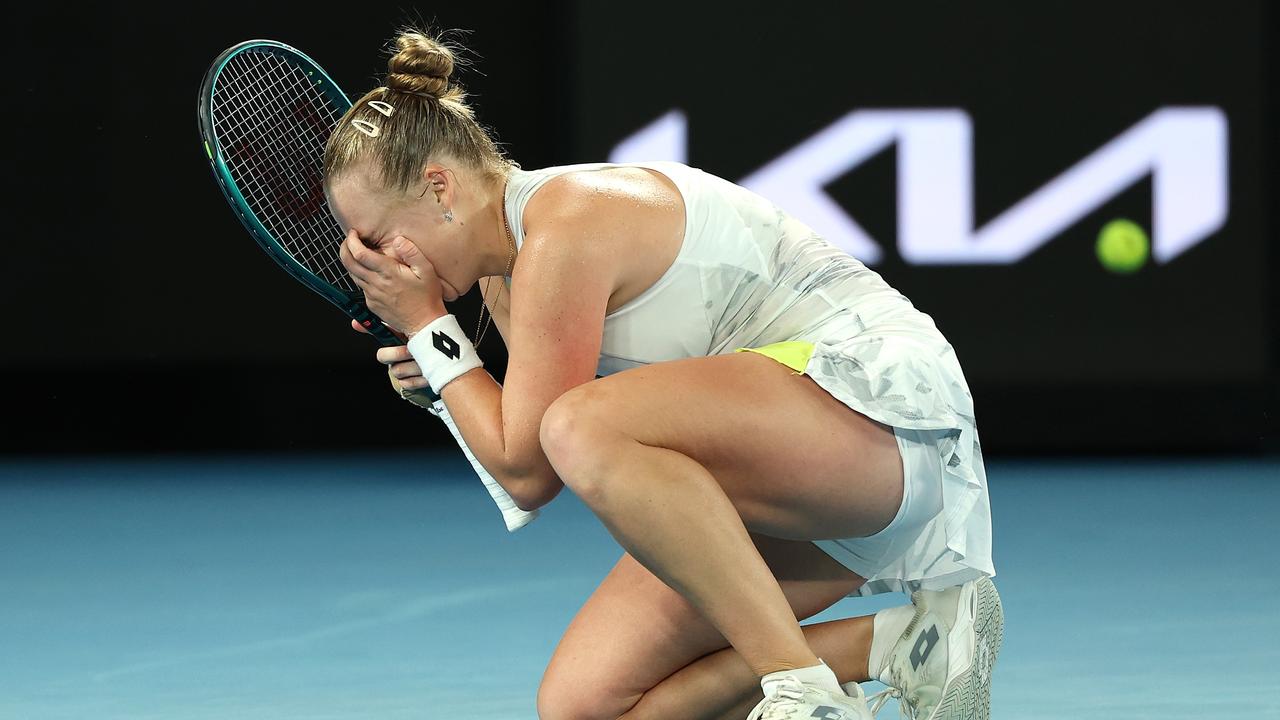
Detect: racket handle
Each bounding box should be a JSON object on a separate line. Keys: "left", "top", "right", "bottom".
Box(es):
{"left": 353, "top": 309, "right": 399, "bottom": 345}
{"left": 353, "top": 306, "right": 443, "bottom": 403}
{"left": 434, "top": 400, "right": 539, "bottom": 532}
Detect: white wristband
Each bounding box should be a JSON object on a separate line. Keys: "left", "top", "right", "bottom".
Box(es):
{"left": 406, "top": 314, "right": 483, "bottom": 394}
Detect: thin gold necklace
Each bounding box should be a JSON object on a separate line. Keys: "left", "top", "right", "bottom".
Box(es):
{"left": 475, "top": 182, "right": 515, "bottom": 345}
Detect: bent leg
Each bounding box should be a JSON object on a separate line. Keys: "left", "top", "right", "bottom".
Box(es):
{"left": 621, "top": 616, "right": 876, "bottom": 720}
{"left": 538, "top": 535, "right": 866, "bottom": 720}
{"left": 539, "top": 352, "right": 902, "bottom": 680}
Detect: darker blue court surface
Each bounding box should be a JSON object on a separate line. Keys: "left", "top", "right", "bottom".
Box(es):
{"left": 2, "top": 455, "right": 1276, "bottom": 719}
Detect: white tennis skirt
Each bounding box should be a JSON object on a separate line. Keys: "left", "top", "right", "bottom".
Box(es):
{"left": 815, "top": 426, "right": 992, "bottom": 596}
{"left": 737, "top": 334, "right": 996, "bottom": 598}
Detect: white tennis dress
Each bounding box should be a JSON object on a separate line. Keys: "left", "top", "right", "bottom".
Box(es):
{"left": 503, "top": 161, "right": 994, "bottom": 596}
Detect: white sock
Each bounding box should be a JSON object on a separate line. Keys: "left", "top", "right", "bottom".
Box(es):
{"left": 868, "top": 604, "right": 916, "bottom": 684}
{"left": 761, "top": 659, "right": 844, "bottom": 696}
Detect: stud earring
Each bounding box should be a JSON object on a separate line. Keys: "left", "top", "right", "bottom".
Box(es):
{"left": 443, "top": 209, "right": 454, "bottom": 223}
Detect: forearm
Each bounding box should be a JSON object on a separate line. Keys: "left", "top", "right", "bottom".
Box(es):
{"left": 439, "top": 367, "right": 563, "bottom": 511}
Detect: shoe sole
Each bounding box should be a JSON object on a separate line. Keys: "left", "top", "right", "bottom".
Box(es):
{"left": 933, "top": 576, "right": 1003, "bottom": 720}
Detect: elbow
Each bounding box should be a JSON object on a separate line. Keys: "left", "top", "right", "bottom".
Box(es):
{"left": 512, "top": 480, "right": 563, "bottom": 512}
{"left": 504, "top": 463, "right": 564, "bottom": 512}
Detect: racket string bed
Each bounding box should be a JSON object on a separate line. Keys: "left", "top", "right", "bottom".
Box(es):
{"left": 219, "top": 54, "right": 348, "bottom": 286}
{"left": 213, "top": 50, "right": 355, "bottom": 293}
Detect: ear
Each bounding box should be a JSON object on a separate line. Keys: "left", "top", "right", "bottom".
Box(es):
{"left": 420, "top": 163, "right": 454, "bottom": 206}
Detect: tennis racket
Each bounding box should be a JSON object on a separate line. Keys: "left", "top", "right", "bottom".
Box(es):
{"left": 197, "top": 40, "right": 413, "bottom": 368}
{"left": 198, "top": 39, "right": 536, "bottom": 531}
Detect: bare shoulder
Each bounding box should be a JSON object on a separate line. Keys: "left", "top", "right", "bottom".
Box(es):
{"left": 525, "top": 166, "right": 682, "bottom": 221}
{"left": 517, "top": 167, "right": 685, "bottom": 313}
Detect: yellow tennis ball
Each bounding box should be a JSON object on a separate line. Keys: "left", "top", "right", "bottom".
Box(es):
{"left": 1096, "top": 219, "right": 1150, "bottom": 273}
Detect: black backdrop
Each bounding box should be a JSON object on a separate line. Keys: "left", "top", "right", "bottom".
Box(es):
{"left": 3, "top": 1, "right": 1275, "bottom": 454}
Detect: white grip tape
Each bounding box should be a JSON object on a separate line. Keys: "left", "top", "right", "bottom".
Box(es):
{"left": 434, "top": 400, "right": 539, "bottom": 532}
{"left": 406, "top": 314, "right": 483, "bottom": 394}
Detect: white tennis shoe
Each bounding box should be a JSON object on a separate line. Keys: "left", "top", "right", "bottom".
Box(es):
{"left": 746, "top": 675, "right": 876, "bottom": 720}
{"left": 859, "top": 576, "right": 1004, "bottom": 720}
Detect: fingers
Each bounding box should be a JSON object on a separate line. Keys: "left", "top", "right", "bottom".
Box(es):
{"left": 376, "top": 345, "right": 413, "bottom": 365}
{"left": 338, "top": 230, "right": 369, "bottom": 284}
{"left": 339, "top": 229, "right": 394, "bottom": 282}
{"left": 396, "top": 378, "right": 430, "bottom": 391}
{"left": 390, "top": 236, "right": 436, "bottom": 279}
{"left": 350, "top": 319, "right": 370, "bottom": 334}
{"left": 389, "top": 237, "right": 420, "bottom": 278}
{"left": 378, "top": 345, "right": 426, "bottom": 389}
{"left": 389, "top": 360, "right": 425, "bottom": 384}
{"left": 387, "top": 366, "right": 430, "bottom": 394}
{"left": 387, "top": 358, "right": 428, "bottom": 390}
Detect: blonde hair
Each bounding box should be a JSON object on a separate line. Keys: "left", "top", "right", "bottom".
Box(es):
{"left": 323, "top": 29, "right": 513, "bottom": 195}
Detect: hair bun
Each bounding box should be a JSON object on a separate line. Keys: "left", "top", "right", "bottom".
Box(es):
{"left": 385, "top": 32, "right": 456, "bottom": 98}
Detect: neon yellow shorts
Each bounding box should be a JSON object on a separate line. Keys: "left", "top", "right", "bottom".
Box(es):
{"left": 734, "top": 340, "right": 816, "bottom": 374}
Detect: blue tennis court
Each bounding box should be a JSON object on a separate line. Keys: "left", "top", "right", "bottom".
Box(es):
{"left": 2, "top": 455, "right": 1275, "bottom": 719}
{"left": 5, "top": 2, "right": 1275, "bottom": 719}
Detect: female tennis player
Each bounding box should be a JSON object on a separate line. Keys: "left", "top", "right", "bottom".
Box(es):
{"left": 327, "top": 30, "right": 1001, "bottom": 720}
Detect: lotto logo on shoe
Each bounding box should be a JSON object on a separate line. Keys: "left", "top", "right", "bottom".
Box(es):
{"left": 811, "top": 707, "right": 851, "bottom": 720}
{"left": 911, "top": 624, "right": 941, "bottom": 670}
{"left": 432, "top": 331, "right": 461, "bottom": 359}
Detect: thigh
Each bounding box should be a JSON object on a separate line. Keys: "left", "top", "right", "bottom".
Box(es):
{"left": 549, "top": 351, "right": 904, "bottom": 541}
{"left": 538, "top": 535, "right": 864, "bottom": 719}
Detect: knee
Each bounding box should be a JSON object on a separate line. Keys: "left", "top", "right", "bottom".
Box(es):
{"left": 539, "top": 385, "right": 622, "bottom": 502}
{"left": 536, "top": 678, "right": 598, "bottom": 720}
{"left": 538, "top": 668, "right": 635, "bottom": 720}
